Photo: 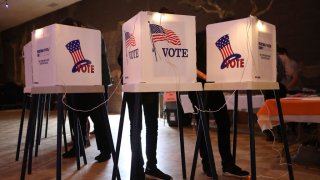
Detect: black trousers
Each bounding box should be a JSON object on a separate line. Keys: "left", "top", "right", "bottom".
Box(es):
{"left": 189, "top": 90, "right": 234, "bottom": 168}
{"left": 126, "top": 92, "right": 159, "bottom": 179}
{"left": 71, "top": 92, "right": 111, "bottom": 154}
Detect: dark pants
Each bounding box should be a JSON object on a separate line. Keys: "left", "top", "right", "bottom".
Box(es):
{"left": 66, "top": 94, "right": 89, "bottom": 146}
{"left": 189, "top": 90, "right": 234, "bottom": 168}
{"left": 71, "top": 92, "right": 111, "bottom": 154}
{"left": 126, "top": 92, "right": 159, "bottom": 179}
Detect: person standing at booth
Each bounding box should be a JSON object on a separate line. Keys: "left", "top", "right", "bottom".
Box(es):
{"left": 60, "top": 17, "right": 112, "bottom": 162}
{"left": 118, "top": 47, "right": 172, "bottom": 179}
{"left": 278, "top": 47, "right": 301, "bottom": 93}
{"left": 188, "top": 30, "right": 250, "bottom": 178}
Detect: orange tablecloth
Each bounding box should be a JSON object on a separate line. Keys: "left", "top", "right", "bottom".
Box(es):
{"left": 257, "top": 97, "right": 320, "bottom": 131}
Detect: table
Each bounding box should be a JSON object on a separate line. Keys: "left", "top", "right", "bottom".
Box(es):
{"left": 257, "top": 96, "right": 320, "bottom": 131}
{"left": 20, "top": 85, "right": 115, "bottom": 180}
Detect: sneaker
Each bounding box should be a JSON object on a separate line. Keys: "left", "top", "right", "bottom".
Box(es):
{"left": 223, "top": 164, "right": 249, "bottom": 178}
{"left": 145, "top": 167, "right": 172, "bottom": 180}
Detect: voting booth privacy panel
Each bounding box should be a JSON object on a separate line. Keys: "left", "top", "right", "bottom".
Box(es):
{"left": 31, "top": 24, "right": 102, "bottom": 87}
{"left": 23, "top": 41, "right": 33, "bottom": 92}
{"left": 206, "top": 16, "right": 276, "bottom": 83}
{"left": 122, "top": 11, "right": 197, "bottom": 84}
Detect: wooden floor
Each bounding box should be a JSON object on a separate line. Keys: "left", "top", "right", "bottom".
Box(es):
{"left": 0, "top": 109, "right": 319, "bottom": 180}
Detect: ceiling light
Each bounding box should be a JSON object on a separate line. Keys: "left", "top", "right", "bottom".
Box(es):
{"left": 5, "top": 0, "right": 8, "bottom": 8}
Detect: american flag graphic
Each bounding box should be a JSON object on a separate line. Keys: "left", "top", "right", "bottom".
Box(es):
{"left": 215, "top": 34, "right": 235, "bottom": 60}
{"left": 125, "top": 32, "right": 136, "bottom": 48}
{"left": 66, "top": 40, "right": 86, "bottom": 64}
{"left": 149, "top": 24, "right": 181, "bottom": 45}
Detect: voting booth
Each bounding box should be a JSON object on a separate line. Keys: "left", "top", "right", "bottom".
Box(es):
{"left": 206, "top": 16, "right": 276, "bottom": 83}
{"left": 23, "top": 41, "right": 33, "bottom": 92}
{"left": 31, "top": 24, "right": 102, "bottom": 87}
{"left": 122, "top": 11, "right": 197, "bottom": 84}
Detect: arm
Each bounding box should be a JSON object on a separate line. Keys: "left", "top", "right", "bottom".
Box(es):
{"left": 286, "top": 72, "right": 299, "bottom": 89}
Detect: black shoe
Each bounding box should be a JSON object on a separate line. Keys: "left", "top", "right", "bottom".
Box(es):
{"left": 62, "top": 148, "right": 76, "bottom": 158}
{"left": 145, "top": 167, "right": 172, "bottom": 180}
{"left": 202, "top": 163, "right": 214, "bottom": 179}
{"left": 85, "top": 139, "right": 91, "bottom": 147}
{"left": 263, "top": 130, "right": 274, "bottom": 141}
{"left": 95, "top": 152, "right": 111, "bottom": 162}
{"left": 223, "top": 164, "right": 249, "bottom": 178}
{"left": 62, "top": 147, "right": 84, "bottom": 158}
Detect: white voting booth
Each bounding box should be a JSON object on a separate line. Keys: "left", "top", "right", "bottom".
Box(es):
{"left": 203, "top": 17, "right": 295, "bottom": 180}
{"left": 206, "top": 16, "right": 276, "bottom": 84}
{"left": 122, "top": 11, "right": 197, "bottom": 85}
{"left": 31, "top": 24, "right": 102, "bottom": 87}
{"left": 20, "top": 24, "right": 107, "bottom": 180}
{"left": 118, "top": 12, "right": 200, "bottom": 180}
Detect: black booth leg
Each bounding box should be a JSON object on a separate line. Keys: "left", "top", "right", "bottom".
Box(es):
{"left": 62, "top": 112, "right": 68, "bottom": 153}
{"left": 56, "top": 94, "right": 63, "bottom": 180}
{"left": 190, "top": 91, "right": 218, "bottom": 179}
{"left": 176, "top": 92, "right": 187, "bottom": 179}
{"left": 38, "top": 94, "right": 46, "bottom": 141}
{"left": 274, "top": 91, "right": 294, "bottom": 180}
{"left": 112, "top": 94, "right": 128, "bottom": 180}
{"left": 246, "top": 90, "right": 257, "bottom": 180}
{"left": 27, "top": 94, "right": 40, "bottom": 174}
{"left": 16, "top": 94, "right": 28, "bottom": 161}
{"left": 190, "top": 116, "right": 201, "bottom": 180}
{"left": 73, "top": 113, "right": 81, "bottom": 170}
{"left": 232, "top": 90, "right": 239, "bottom": 163}
{"left": 20, "top": 94, "right": 38, "bottom": 180}
{"left": 99, "top": 93, "right": 120, "bottom": 179}
{"left": 59, "top": 93, "right": 67, "bottom": 153}
{"left": 35, "top": 95, "right": 45, "bottom": 157}
{"left": 75, "top": 116, "right": 87, "bottom": 168}
{"left": 45, "top": 94, "right": 51, "bottom": 138}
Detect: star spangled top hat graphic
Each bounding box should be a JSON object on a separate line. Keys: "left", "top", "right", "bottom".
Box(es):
{"left": 65, "top": 39, "right": 92, "bottom": 73}
{"left": 215, "top": 34, "right": 241, "bottom": 69}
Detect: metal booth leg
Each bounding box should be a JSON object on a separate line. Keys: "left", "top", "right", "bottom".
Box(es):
{"left": 274, "top": 91, "right": 294, "bottom": 180}
{"left": 16, "top": 93, "right": 29, "bottom": 161}
{"left": 232, "top": 90, "right": 239, "bottom": 162}
{"left": 112, "top": 93, "right": 128, "bottom": 180}
{"left": 20, "top": 94, "right": 38, "bottom": 179}
{"left": 190, "top": 91, "right": 218, "bottom": 180}
{"left": 246, "top": 90, "right": 257, "bottom": 180}
{"left": 56, "top": 94, "right": 64, "bottom": 180}
{"left": 176, "top": 92, "right": 187, "bottom": 179}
